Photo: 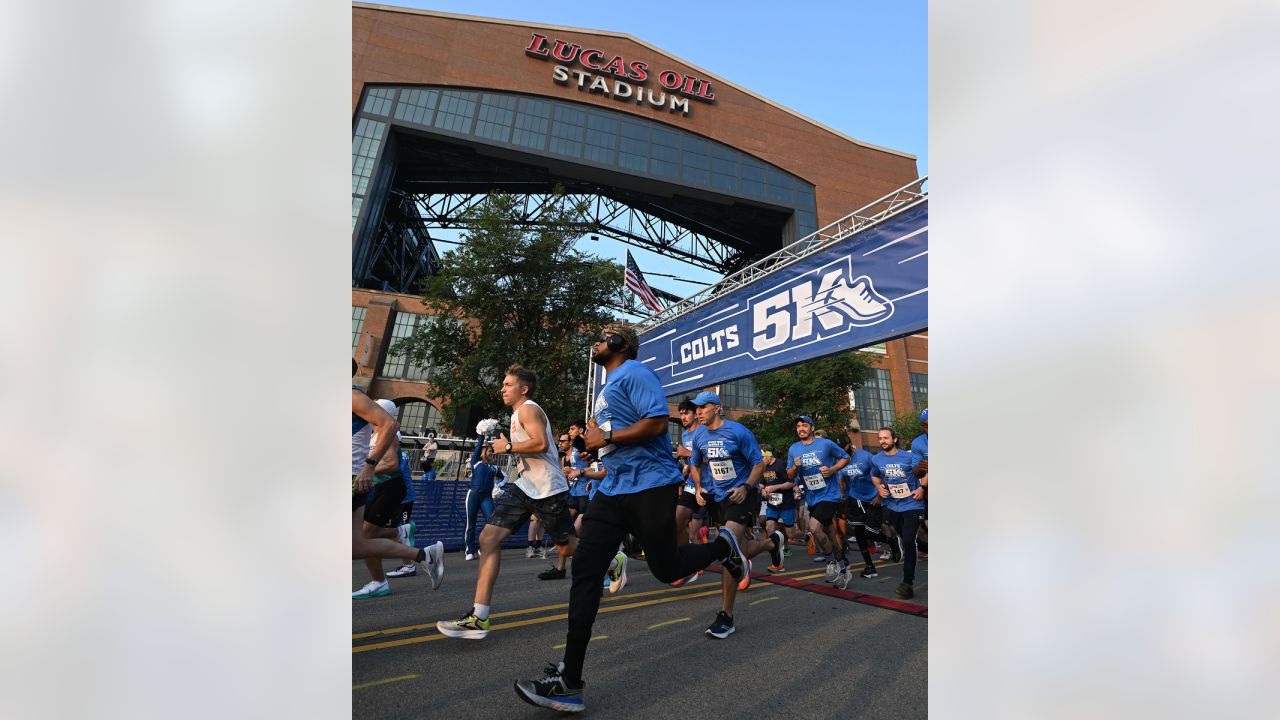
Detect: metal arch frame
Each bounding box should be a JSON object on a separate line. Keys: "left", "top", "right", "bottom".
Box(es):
{"left": 407, "top": 192, "right": 745, "bottom": 273}
{"left": 361, "top": 191, "right": 441, "bottom": 293}
{"left": 635, "top": 176, "right": 929, "bottom": 333}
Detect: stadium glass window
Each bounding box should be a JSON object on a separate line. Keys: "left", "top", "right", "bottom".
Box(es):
{"left": 397, "top": 400, "right": 443, "bottom": 437}
{"left": 475, "top": 94, "right": 517, "bottom": 143}
{"left": 382, "top": 312, "right": 436, "bottom": 381}
{"left": 710, "top": 144, "right": 738, "bottom": 193}
{"left": 362, "top": 87, "right": 395, "bottom": 116}
{"left": 649, "top": 127, "right": 680, "bottom": 179}
{"left": 910, "top": 372, "right": 928, "bottom": 411}
{"left": 740, "top": 159, "right": 768, "bottom": 199}
{"left": 666, "top": 389, "right": 699, "bottom": 405}
{"left": 512, "top": 97, "right": 552, "bottom": 150}
{"left": 618, "top": 120, "right": 650, "bottom": 173}
{"left": 549, "top": 105, "right": 586, "bottom": 158}
{"left": 351, "top": 118, "right": 386, "bottom": 196}
{"left": 351, "top": 197, "right": 363, "bottom": 230}
{"left": 765, "top": 167, "right": 795, "bottom": 204}
{"left": 680, "top": 135, "right": 710, "bottom": 186}
{"left": 351, "top": 306, "right": 367, "bottom": 351}
{"left": 669, "top": 421, "right": 684, "bottom": 451}
{"left": 583, "top": 112, "right": 618, "bottom": 166}
{"left": 854, "top": 369, "right": 897, "bottom": 430}
{"left": 394, "top": 88, "right": 440, "bottom": 126}
{"left": 719, "top": 378, "right": 758, "bottom": 409}
{"left": 433, "top": 90, "right": 478, "bottom": 134}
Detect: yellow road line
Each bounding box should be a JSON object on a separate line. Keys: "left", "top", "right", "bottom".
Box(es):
{"left": 354, "top": 587, "right": 729, "bottom": 653}
{"left": 354, "top": 574, "right": 734, "bottom": 640}
{"left": 554, "top": 635, "right": 606, "bottom": 649}
{"left": 647, "top": 617, "right": 691, "bottom": 629}
{"left": 352, "top": 674, "right": 417, "bottom": 690}
{"left": 749, "top": 596, "right": 779, "bottom": 606}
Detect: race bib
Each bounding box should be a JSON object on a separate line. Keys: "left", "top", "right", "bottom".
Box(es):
{"left": 888, "top": 483, "right": 911, "bottom": 499}
{"left": 767, "top": 492, "right": 784, "bottom": 506}
{"left": 683, "top": 483, "right": 696, "bottom": 495}
{"left": 804, "top": 473, "right": 827, "bottom": 491}
{"left": 709, "top": 459, "right": 735, "bottom": 482}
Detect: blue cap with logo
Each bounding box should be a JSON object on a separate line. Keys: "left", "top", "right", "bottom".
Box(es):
{"left": 692, "top": 391, "right": 721, "bottom": 406}
{"left": 919, "top": 408, "right": 928, "bottom": 422}
{"left": 793, "top": 415, "right": 815, "bottom": 425}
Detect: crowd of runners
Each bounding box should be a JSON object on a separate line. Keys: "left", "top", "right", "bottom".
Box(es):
{"left": 351, "top": 328, "right": 929, "bottom": 713}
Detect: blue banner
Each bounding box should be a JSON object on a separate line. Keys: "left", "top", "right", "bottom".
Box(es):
{"left": 639, "top": 201, "right": 927, "bottom": 392}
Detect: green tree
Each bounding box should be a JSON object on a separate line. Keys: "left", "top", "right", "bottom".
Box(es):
{"left": 889, "top": 410, "right": 925, "bottom": 452}
{"left": 739, "top": 351, "right": 880, "bottom": 453}
{"left": 391, "top": 190, "right": 628, "bottom": 434}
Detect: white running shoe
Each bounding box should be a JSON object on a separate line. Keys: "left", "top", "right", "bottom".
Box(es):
{"left": 834, "top": 568, "right": 853, "bottom": 590}
{"left": 879, "top": 546, "right": 893, "bottom": 561}
{"left": 526, "top": 546, "right": 537, "bottom": 559}
{"left": 352, "top": 579, "right": 390, "bottom": 599}
{"left": 608, "top": 551, "right": 628, "bottom": 594}
{"left": 425, "top": 541, "right": 445, "bottom": 590}
{"left": 825, "top": 561, "right": 839, "bottom": 582}
{"left": 465, "top": 553, "right": 476, "bottom": 561}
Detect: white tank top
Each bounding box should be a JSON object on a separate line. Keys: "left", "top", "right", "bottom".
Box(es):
{"left": 510, "top": 399, "right": 569, "bottom": 500}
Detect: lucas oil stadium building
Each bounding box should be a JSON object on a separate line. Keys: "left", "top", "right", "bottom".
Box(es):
{"left": 350, "top": 3, "right": 927, "bottom": 452}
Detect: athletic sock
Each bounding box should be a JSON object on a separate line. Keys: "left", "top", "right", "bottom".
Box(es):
{"left": 473, "top": 603, "right": 490, "bottom": 621}
{"left": 415, "top": 547, "right": 427, "bottom": 563}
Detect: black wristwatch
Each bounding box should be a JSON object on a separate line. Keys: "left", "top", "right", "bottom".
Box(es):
{"left": 603, "top": 429, "right": 613, "bottom": 444}
{"left": 364, "top": 457, "right": 378, "bottom": 467}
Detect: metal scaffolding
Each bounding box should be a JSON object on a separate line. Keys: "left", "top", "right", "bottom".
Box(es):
{"left": 636, "top": 176, "right": 929, "bottom": 333}
{"left": 406, "top": 192, "right": 746, "bottom": 273}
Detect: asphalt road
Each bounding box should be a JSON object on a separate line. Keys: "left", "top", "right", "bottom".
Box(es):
{"left": 353, "top": 542, "right": 927, "bottom": 718}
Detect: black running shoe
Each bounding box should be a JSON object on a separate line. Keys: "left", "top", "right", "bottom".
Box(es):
{"left": 514, "top": 662, "right": 585, "bottom": 713}
{"left": 895, "top": 582, "right": 914, "bottom": 599}
{"left": 705, "top": 611, "right": 735, "bottom": 639}
{"left": 860, "top": 565, "right": 879, "bottom": 579}
{"left": 717, "top": 531, "right": 750, "bottom": 590}
{"left": 769, "top": 530, "right": 784, "bottom": 568}
{"left": 537, "top": 566, "right": 566, "bottom": 580}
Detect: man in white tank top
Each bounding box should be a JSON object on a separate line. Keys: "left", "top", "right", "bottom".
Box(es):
{"left": 437, "top": 364, "right": 579, "bottom": 640}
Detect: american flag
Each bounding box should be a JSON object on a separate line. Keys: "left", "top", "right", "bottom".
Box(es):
{"left": 624, "top": 250, "right": 664, "bottom": 313}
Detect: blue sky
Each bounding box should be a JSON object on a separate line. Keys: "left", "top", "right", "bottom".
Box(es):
{"left": 380, "top": 1, "right": 927, "bottom": 313}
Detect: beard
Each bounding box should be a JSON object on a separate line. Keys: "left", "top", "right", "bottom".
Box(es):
{"left": 590, "top": 347, "right": 610, "bottom": 365}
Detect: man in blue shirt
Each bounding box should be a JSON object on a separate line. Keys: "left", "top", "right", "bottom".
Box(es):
{"left": 839, "top": 431, "right": 883, "bottom": 586}
{"left": 516, "top": 326, "right": 751, "bottom": 714}
{"left": 786, "top": 416, "right": 850, "bottom": 584}
{"left": 687, "top": 391, "right": 776, "bottom": 639}
{"left": 673, "top": 399, "right": 706, "bottom": 550}
{"left": 871, "top": 427, "right": 926, "bottom": 600}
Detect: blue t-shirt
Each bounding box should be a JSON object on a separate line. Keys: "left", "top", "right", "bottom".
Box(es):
{"left": 592, "top": 359, "right": 683, "bottom": 495}
{"left": 679, "top": 425, "right": 705, "bottom": 492}
{"left": 843, "top": 448, "right": 877, "bottom": 502}
{"left": 786, "top": 438, "right": 849, "bottom": 506}
{"left": 910, "top": 433, "right": 928, "bottom": 462}
{"left": 871, "top": 450, "right": 925, "bottom": 512}
{"left": 689, "top": 419, "right": 763, "bottom": 502}
{"left": 399, "top": 452, "right": 416, "bottom": 503}
{"left": 568, "top": 446, "right": 591, "bottom": 497}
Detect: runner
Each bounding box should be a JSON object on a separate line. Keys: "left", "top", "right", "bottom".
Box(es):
{"left": 437, "top": 365, "right": 577, "bottom": 638}
{"left": 785, "top": 415, "right": 850, "bottom": 584}
{"left": 351, "top": 365, "right": 443, "bottom": 595}
{"left": 910, "top": 408, "right": 929, "bottom": 559}
{"left": 757, "top": 445, "right": 794, "bottom": 573}
{"left": 686, "top": 391, "right": 776, "bottom": 638}
{"left": 673, "top": 399, "right": 705, "bottom": 549}
{"left": 870, "top": 427, "right": 926, "bottom": 599}
{"left": 371, "top": 399, "right": 420, "bottom": 580}
{"left": 563, "top": 431, "right": 591, "bottom": 536}
{"left": 514, "top": 326, "right": 749, "bottom": 713}
{"left": 838, "top": 432, "right": 884, "bottom": 587}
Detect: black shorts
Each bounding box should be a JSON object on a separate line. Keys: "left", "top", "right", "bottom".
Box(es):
{"left": 845, "top": 498, "right": 883, "bottom": 528}
{"left": 704, "top": 487, "right": 758, "bottom": 527}
{"left": 808, "top": 500, "right": 841, "bottom": 525}
{"left": 675, "top": 485, "right": 701, "bottom": 510}
{"left": 569, "top": 494, "right": 590, "bottom": 514}
{"left": 488, "top": 484, "right": 576, "bottom": 545}
{"left": 397, "top": 501, "right": 415, "bottom": 526}
{"left": 365, "top": 476, "right": 407, "bottom": 528}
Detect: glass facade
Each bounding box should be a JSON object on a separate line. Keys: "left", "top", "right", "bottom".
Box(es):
{"left": 351, "top": 306, "right": 367, "bottom": 351}
{"left": 854, "top": 369, "right": 896, "bottom": 430}
{"left": 397, "top": 400, "right": 443, "bottom": 436}
{"left": 719, "top": 378, "right": 758, "bottom": 409}
{"left": 910, "top": 372, "right": 928, "bottom": 412}
{"left": 353, "top": 86, "right": 819, "bottom": 238}
{"left": 382, "top": 312, "right": 436, "bottom": 381}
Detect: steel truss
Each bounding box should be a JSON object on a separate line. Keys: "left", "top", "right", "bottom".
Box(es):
{"left": 407, "top": 192, "right": 744, "bottom": 273}
{"left": 363, "top": 191, "right": 441, "bottom": 293}
{"left": 636, "top": 176, "right": 929, "bottom": 332}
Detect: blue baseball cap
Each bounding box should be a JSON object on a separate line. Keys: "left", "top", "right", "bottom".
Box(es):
{"left": 919, "top": 408, "right": 928, "bottom": 422}
{"left": 793, "top": 415, "right": 815, "bottom": 426}
{"left": 692, "top": 391, "right": 721, "bottom": 406}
